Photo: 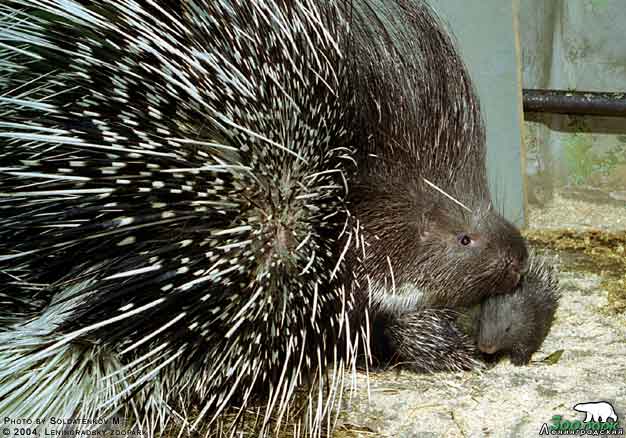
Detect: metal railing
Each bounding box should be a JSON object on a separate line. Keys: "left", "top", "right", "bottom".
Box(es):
{"left": 523, "top": 89, "right": 626, "bottom": 117}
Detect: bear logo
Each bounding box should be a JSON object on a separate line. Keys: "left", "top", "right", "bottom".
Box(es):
{"left": 573, "top": 401, "right": 619, "bottom": 423}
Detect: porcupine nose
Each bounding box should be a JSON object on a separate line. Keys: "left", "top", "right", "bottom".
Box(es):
{"left": 479, "top": 343, "right": 498, "bottom": 355}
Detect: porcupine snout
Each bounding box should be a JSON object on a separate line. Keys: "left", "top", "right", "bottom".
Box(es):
{"left": 478, "top": 341, "right": 498, "bottom": 355}
{"left": 476, "top": 296, "right": 503, "bottom": 355}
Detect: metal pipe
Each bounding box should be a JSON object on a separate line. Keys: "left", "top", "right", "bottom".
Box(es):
{"left": 523, "top": 89, "right": 626, "bottom": 117}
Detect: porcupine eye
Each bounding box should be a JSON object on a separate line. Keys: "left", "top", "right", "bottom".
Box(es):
{"left": 457, "top": 233, "right": 472, "bottom": 246}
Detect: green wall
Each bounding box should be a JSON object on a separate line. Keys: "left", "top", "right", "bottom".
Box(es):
{"left": 428, "top": 0, "right": 526, "bottom": 226}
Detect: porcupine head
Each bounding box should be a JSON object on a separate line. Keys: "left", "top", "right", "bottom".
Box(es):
{"left": 477, "top": 255, "right": 560, "bottom": 365}
{"left": 478, "top": 292, "right": 540, "bottom": 365}
{"left": 345, "top": 0, "right": 528, "bottom": 310}
{"left": 351, "top": 171, "right": 528, "bottom": 310}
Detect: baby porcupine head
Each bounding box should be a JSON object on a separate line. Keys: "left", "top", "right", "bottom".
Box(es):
{"left": 478, "top": 254, "right": 560, "bottom": 365}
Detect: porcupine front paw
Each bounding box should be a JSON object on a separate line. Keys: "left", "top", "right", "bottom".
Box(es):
{"left": 370, "top": 308, "right": 482, "bottom": 373}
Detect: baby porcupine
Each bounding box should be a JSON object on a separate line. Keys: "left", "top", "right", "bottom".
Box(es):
{"left": 371, "top": 255, "right": 560, "bottom": 371}
{"left": 0, "top": 0, "right": 534, "bottom": 435}
{"left": 478, "top": 254, "right": 560, "bottom": 365}
{"left": 369, "top": 307, "right": 482, "bottom": 373}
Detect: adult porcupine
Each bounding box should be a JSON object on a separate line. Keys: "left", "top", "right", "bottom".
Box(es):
{"left": 478, "top": 254, "right": 560, "bottom": 365}
{"left": 344, "top": 0, "right": 528, "bottom": 372}
{"left": 0, "top": 0, "right": 530, "bottom": 435}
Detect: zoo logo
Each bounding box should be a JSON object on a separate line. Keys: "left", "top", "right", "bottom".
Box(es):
{"left": 539, "top": 401, "right": 624, "bottom": 435}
